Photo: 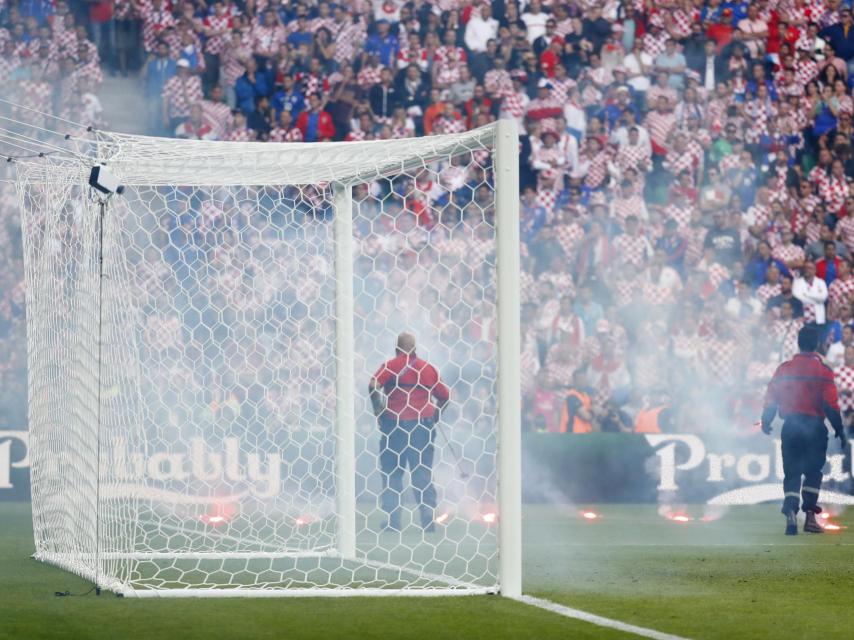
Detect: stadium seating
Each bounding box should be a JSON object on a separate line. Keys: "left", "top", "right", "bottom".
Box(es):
{"left": 2, "top": 0, "right": 854, "bottom": 435}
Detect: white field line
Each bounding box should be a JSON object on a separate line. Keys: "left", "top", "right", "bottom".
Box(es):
{"left": 529, "top": 542, "right": 854, "bottom": 547}
{"left": 518, "top": 595, "right": 692, "bottom": 640}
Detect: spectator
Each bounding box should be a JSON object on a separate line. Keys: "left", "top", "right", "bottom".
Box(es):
{"left": 449, "top": 67, "right": 476, "bottom": 105}
{"left": 655, "top": 39, "right": 688, "bottom": 89}
{"left": 574, "top": 286, "right": 605, "bottom": 336}
{"left": 806, "top": 223, "right": 848, "bottom": 260}
{"left": 820, "top": 9, "right": 854, "bottom": 76}
{"left": 397, "top": 64, "right": 430, "bottom": 118}
{"left": 746, "top": 241, "right": 789, "bottom": 288}
{"left": 247, "top": 95, "right": 273, "bottom": 139}
{"left": 145, "top": 40, "right": 176, "bottom": 134}
{"left": 227, "top": 110, "right": 255, "bottom": 141}
{"left": 589, "top": 337, "right": 631, "bottom": 404}
{"left": 834, "top": 346, "right": 854, "bottom": 427}
{"left": 829, "top": 259, "right": 854, "bottom": 318}
{"left": 369, "top": 67, "right": 399, "bottom": 121}
{"left": 725, "top": 279, "right": 764, "bottom": 319}
{"left": 175, "top": 103, "right": 216, "bottom": 140}
{"left": 704, "top": 209, "right": 742, "bottom": 267}
{"left": 767, "top": 275, "right": 806, "bottom": 318}
{"left": 793, "top": 260, "right": 829, "bottom": 323}
{"left": 522, "top": 0, "right": 549, "bottom": 45}
{"left": 268, "top": 109, "right": 303, "bottom": 143}
{"left": 295, "top": 93, "right": 335, "bottom": 142}
{"left": 162, "top": 58, "right": 203, "bottom": 133}
{"left": 271, "top": 73, "right": 305, "bottom": 120}
{"left": 827, "top": 324, "right": 854, "bottom": 368}
{"left": 200, "top": 84, "right": 233, "bottom": 140}
{"left": 235, "top": 58, "right": 272, "bottom": 116}
{"left": 771, "top": 299, "right": 804, "bottom": 361}
{"left": 816, "top": 241, "right": 843, "bottom": 284}
{"left": 365, "top": 19, "right": 399, "bottom": 68}
{"left": 464, "top": 4, "right": 499, "bottom": 54}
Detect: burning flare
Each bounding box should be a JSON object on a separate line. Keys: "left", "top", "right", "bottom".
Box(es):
{"left": 669, "top": 514, "right": 693, "bottom": 523}
{"left": 818, "top": 512, "right": 847, "bottom": 531}
{"left": 581, "top": 511, "right": 599, "bottom": 520}
{"left": 199, "top": 500, "right": 237, "bottom": 526}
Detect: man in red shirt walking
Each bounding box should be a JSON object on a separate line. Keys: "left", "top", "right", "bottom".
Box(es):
{"left": 369, "top": 333, "right": 450, "bottom": 532}
{"left": 761, "top": 325, "right": 848, "bottom": 535}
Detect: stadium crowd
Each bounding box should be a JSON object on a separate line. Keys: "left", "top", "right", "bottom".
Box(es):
{"left": 4, "top": 0, "right": 854, "bottom": 436}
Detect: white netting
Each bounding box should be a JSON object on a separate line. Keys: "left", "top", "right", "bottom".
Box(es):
{"left": 17, "top": 124, "right": 512, "bottom": 596}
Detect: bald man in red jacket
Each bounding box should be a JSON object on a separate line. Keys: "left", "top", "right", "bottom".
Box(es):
{"left": 369, "top": 332, "right": 449, "bottom": 532}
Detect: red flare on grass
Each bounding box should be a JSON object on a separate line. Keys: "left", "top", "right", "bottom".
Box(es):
{"left": 435, "top": 513, "right": 449, "bottom": 524}
{"left": 199, "top": 501, "right": 237, "bottom": 526}
{"left": 582, "top": 511, "right": 599, "bottom": 520}
{"left": 482, "top": 512, "right": 497, "bottom": 524}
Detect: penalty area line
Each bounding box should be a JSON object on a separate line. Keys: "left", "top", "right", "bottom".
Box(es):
{"left": 517, "top": 595, "right": 691, "bottom": 640}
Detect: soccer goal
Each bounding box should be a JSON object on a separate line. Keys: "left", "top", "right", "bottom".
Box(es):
{"left": 14, "top": 121, "right": 521, "bottom": 597}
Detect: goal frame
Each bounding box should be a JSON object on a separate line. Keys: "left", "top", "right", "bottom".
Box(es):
{"left": 25, "top": 120, "right": 522, "bottom": 598}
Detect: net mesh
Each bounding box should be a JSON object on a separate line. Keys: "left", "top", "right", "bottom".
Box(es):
{"left": 17, "top": 126, "right": 504, "bottom": 595}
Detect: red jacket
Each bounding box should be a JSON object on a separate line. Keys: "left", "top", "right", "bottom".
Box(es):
{"left": 464, "top": 97, "right": 493, "bottom": 128}
{"left": 295, "top": 109, "right": 335, "bottom": 141}
{"left": 372, "top": 353, "right": 450, "bottom": 421}
{"left": 816, "top": 256, "right": 841, "bottom": 281}
{"left": 764, "top": 352, "right": 840, "bottom": 418}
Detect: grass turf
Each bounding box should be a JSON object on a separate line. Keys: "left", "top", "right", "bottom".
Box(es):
{"left": 3, "top": 502, "right": 854, "bottom": 639}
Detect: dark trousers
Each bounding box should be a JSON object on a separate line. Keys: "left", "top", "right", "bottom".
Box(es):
{"left": 781, "top": 415, "right": 828, "bottom": 514}
{"left": 378, "top": 415, "right": 437, "bottom": 528}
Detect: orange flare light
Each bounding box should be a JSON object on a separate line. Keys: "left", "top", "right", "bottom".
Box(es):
{"left": 824, "top": 523, "right": 846, "bottom": 531}
{"left": 671, "top": 515, "right": 692, "bottom": 523}
{"left": 435, "top": 513, "right": 449, "bottom": 524}
{"left": 200, "top": 514, "right": 227, "bottom": 526}
{"left": 482, "top": 512, "right": 497, "bottom": 524}
{"left": 295, "top": 516, "right": 313, "bottom": 527}
{"left": 199, "top": 500, "right": 237, "bottom": 526}
{"left": 582, "top": 511, "right": 599, "bottom": 520}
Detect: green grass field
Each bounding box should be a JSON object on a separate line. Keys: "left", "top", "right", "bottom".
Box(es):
{"left": 3, "top": 502, "right": 854, "bottom": 640}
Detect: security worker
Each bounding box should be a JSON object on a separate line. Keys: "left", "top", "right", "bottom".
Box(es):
{"left": 634, "top": 392, "right": 673, "bottom": 434}
{"left": 761, "top": 325, "right": 848, "bottom": 535}
{"left": 369, "top": 333, "right": 449, "bottom": 532}
{"left": 559, "top": 369, "right": 594, "bottom": 433}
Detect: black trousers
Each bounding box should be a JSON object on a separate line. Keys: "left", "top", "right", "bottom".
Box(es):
{"left": 781, "top": 415, "right": 828, "bottom": 514}
{"left": 378, "top": 415, "right": 437, "bottom": 528}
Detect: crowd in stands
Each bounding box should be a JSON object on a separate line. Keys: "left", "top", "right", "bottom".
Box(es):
{"left": 4, "top": 0, "right": 854, "bottom": 436}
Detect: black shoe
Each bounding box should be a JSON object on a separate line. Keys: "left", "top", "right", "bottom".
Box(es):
{"left": 785, "top": 511, "right": 798, "bottom": 536}
{"left": 804, "top": 511, "right": 825, "bottom": 533}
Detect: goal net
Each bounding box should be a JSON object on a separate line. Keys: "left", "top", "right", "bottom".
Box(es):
{"left": 15, "top": 122, "right": 520, "bottom": 597}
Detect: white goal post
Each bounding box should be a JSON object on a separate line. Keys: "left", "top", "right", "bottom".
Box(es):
{"left": 14, "top": 120, "right": 520, "bottom": 597}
